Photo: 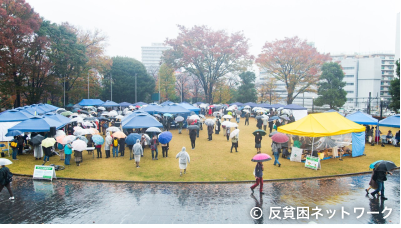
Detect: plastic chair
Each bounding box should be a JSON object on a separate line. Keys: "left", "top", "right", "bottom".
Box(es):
{"left": 0, "top": 143, "right": 10, "bottom": 157}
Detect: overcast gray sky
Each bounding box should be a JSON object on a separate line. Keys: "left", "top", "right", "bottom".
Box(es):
{"left": 26, "top": 0, "right": 400, "bottom": 61}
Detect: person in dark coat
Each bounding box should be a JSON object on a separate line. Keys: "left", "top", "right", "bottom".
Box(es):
{"left": 208, "top": 125, "right": 213, "bottom": 141}
{"left": 268, "top": 121, "right": 274, "bottom": 133}
{"left": 119, "top": 137, "right": 126, "bottom": 156}
{"left": 0, "top": 165, "right": 14, "bottom": 200}
{"left": 215, "top": 119, "right": 221, "bottom": 134}
{"left": 245, "top": 113, "right": 250, "bottom": 125}
{"left": 255, "top": 132, "right": 262, "bottom": 153}
{"left": 189, "top": 129, "right": 197, "bottom": 149}
{"left": 250, "top": 162, "right": 264, "bottom": 194}
{"left": 256, "top": 118, "right": 263, "bottom": 129}
{"left": 42, "top": 146, "right": 52, "bottom": 165}
{"left": 17, "top": 135, "right": 24, "bottom": 155}
{"left": 371, "top": 169, "right": 392, "bottom": 200}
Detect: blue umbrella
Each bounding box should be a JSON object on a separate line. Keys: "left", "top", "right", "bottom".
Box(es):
{"left": 163, "top": 113, "right": 173, "bottom": 117}
{"left": 268, "top": 116, "right": 279, "bottom": 121}
{"left": 92, "top": 135, "right": 104, "bottom": 145}
{"left": 75, "top": 136, "right": 88, "bottom": 144}
{"left": 5, "top": 130, "right": 23, "bottom": 137}
{"left": 369, "top": 160, "right": 383, "bottom": 169}
{"left": 125, "top": 133, "right": 142, "bottom": 145}
{"left": 158, "top": 131, "right": 172, "bottom": 144}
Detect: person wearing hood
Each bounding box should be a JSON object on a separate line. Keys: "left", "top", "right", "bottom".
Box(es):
{"left": 105, "top": 132, "right": 112, "bottom": 158}
{"left": 0, "top": 164, "right": 14, "bottom": 200}
{"left": 176, "top": 147, "right": 190, "bottom": 176}
{"left": 119, "top": 137, "right": 126, "bottom": 156}
{"left": 133, "top": 139, "right": 143, "bottom": 168}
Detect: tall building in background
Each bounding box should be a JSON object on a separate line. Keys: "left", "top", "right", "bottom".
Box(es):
{"left": 141, "top": 43, "right": 172, "bottom": 76}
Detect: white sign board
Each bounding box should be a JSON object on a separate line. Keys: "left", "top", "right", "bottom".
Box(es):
{"left": 290, "top": 147, "right": 303, "bottom": 162}
{"left": 33, "top": 165, "right": 57, "bottom": 181}
{"left": 305, "top": 156, "right": 321, "bottom": 170}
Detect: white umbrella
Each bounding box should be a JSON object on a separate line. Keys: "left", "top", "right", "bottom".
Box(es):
{"left": 82, "top": 121, "right": 95, "bottom": 128}
{"left": 226, "top": 122, "right": 238, "bottom": 128}
{"left": 108, "top": 110, "right": 118, "bottom": 117}
{"left": 70, "top": 113, "right": 79, "bottom": 118}
{"left": 229, "top": 129, "right": 240, "bottom": 139}
{"left": 101, "top": 112, "right": 109, "bottom": 116}
{"left": 98, "top": 107, "right": 106, "bottom": 110}
{"left": 221, "top": 121, "right": 231, "bottom": 126}
{"left": 0, "top": 158, "right": 12, "bottom": 166}
{"left": 262, "top": 114, "right": 269, "bottom": 120}
{"left": 71, "top": 139, "right": 87, "bottom": 151}
{"left": 188, "top": 114, "right": 200, "bottom": 120}
{"left": 115, "top": 115, "right": 124, "bottom": 120}
{"left": 204, "top": 119, "right": 215, "bottom": 126}
{"left": 243, "top": 110, "right": 250, "bottom": 113}
{"left": 73, "top": 126, "right": 82, "bottom": 131}
{"left": 54, "top": 130, "right": 66, "bottom": 138}
{"left": 146, "top": 127, "right": 162, "bottom": 133}
{"left": 106, "top": 126, "right": 121, "bottom": 132}
{"left": 74, "top": 129, "right": 92, "bottom": 136}
{"left": 199, "top": 114, "right": 206, "bottom": 119}
{"left": 244, "top": 105, "right": 251, "bottom": 109}
{"left": 62, "top": 135, "right": 76, "bottom": 144}
{"left": 213, "top": 111, "right": 222, "bottom": 117}
{"left": 199, "top": 103, "right": 208, "bottom": 108}
{"left": 78, "top": 114, "right": 88, "bottom": 118}
{"left": 70, "top": 117, "right": 84, "bottom": 123}
{"left": 222, "top": 115, "right": 232, "bottom": 119}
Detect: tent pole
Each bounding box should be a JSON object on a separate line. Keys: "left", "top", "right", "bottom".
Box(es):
{"left": 311, "top": 137, "right": 314, "bottom": 156}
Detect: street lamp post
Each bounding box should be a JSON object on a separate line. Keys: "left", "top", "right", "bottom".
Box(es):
{"left": 135, "top": 73, "right": 137, "bottom": 103}
{"left": 380, "top": 98, "right": 383, "bottom": 119}
{"left": 110, "top": 73, "right": 112, "bottom": 101}
{"left": 88, "top": 71, "right": 90, "bottom": 99}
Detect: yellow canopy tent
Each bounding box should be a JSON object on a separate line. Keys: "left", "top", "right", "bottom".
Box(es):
{"left": 277, "top": 112, "right": 365, "bottom": 137}
{"left": 277, "top": 112, "right": 365, "bottom": 157}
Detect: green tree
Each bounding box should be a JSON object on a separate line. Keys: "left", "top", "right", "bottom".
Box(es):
{"left": 158, "top": 64, "right": 176, "bottom": 102}
{"left": 389, "top": 59, "right": 400, "bottom": 111}
{"left": 236, "top": 71, "right": 257, "bottom": 103}
{"left": 101, "top": 56, "right": 155, "bottom": 103}
{"left": 314, "top": 62, "right": 347, "bottom": 109}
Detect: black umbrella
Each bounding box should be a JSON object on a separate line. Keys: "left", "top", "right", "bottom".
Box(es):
{"left": 252, "top": 129, "right": 266, "bottom": 136}
{"left": 79, "top": 110, "right": 89, "bottom": 115}
{"left": 269, "top": 131, "right": 279, "bottom": 137}
{"left": 187, "top": 125, "right": 199, "bottom": 130}
{"left": 31, "top": 135, "right": 45, "bottom": 145}
{"left": 83, "top": 117, "right": 97, "bottom": 121}
{"left": 153, "top": 114, "right": 162, "bottom": 119}
{"left": 374, "top": 161, "right": 397, "bottom": 172}
{"left": 97, "top": 117, "right": 110, "bottom": 121}
{"left": 235, "top": 110, "right": 242, "bottom": 115}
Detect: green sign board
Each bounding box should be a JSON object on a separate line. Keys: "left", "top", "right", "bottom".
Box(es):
{"left": 33, "top": 165, "right": 57, "bottom": 181}
{"left": 151, "top": 93, "right": 160, "bottom": 101}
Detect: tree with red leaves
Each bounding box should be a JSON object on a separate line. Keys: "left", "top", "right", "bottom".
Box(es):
{"left": 256, "top": 36, "right": 331, "bottom": 104}
{"left": 163, "top": 25, "right": 253, "bottom": 104}
{"left": 0, "top": 0, "right": 41, "bottom": 108}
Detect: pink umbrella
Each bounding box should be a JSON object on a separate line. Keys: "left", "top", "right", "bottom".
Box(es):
{"left": 251, "top": 153, "right": 272, "bottom": 162}
{"left": 271, "top": 133, "right": 289, "bottom": 143}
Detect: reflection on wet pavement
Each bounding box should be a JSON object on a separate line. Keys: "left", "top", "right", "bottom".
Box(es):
{"left": 0, "top": 171, "right": 399, "bottom": 224}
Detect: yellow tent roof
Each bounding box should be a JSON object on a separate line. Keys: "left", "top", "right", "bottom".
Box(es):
{"left": 277, "top": 112, "right": 365, "bottom": 137}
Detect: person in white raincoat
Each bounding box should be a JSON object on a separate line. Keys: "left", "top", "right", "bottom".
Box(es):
{"left": 105, "top": 132, "right": 112, "bottom": 158}
{"left": 176, "top": 147, "right": 190, "bottom": 176}
{"left": 133, "top": 139, "right": 143, "bottom": 168}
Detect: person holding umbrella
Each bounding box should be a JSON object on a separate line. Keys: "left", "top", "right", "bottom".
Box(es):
{"left": 250, "top": 153, "right": 271, "bottom": 194}
{"left": 272, "top": 142, "right": 281, "bottom": 167}
{"left": 151, "top": 134, "right": 159, "bottom": 160}
{"left": 215, "top": 119, "right": 221, "bottom": 135}
{"left": 105, "top": 132, "right": 112, "bottom": 158}
{"left": 10, "top": 136, "right": 19, "bottom": 160}
{"left": 189, "top": 129, "right": 197, "bottom": 150}
{"left": 226, "top": 126, "right": 231, "bottom": 141}
{"left": 0, "top": 159, "right": 14, "bottom": 200}
{"left": 64, "top": 142, "right": 73, "bottom": 165}
{"left": 208, "top": 125, "right": 213, "bottom": 141}
{"left": 176, "top": 147, "right": 190, "bottom": 176}
{"left": 371, "top": 161, "right": 395, "bottom": 200}
{"left": 133, "top": 139, "right": 143, "bottom": 168}
{"left": 255, "top": 132, "right": 262, "bottom": 153}
{"left": 245, "top": 112, "right": 250, "bottom": 126}
{"left": 231, "top": 135, "right": 238, "bottom": 153}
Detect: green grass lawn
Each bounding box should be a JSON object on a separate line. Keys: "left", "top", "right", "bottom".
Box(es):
{"left": 4, "top": 117, "right": 400, "bottom": 182}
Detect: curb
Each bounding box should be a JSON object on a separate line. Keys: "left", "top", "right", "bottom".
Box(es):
{"left": 14, "top": 167, "right": 399, "bottom": 184}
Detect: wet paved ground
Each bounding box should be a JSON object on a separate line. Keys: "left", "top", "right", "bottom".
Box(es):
{"left": 0, "top": 171, "right": 399, "bottom": 224}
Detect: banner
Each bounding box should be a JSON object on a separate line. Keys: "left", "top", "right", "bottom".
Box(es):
{"left": 305, "top": 156, "right": 320, "bottom": 170}
{"left": 290, "top": 147, "right": 302, "bottom": 162}
{"left": 33, "top": 165, "right": 57, "bottom": 181}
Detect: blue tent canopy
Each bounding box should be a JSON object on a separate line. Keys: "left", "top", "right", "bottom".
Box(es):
{"left": 230, "top": 102, "right": 244, "bottom": 106}
{"left": 78, "top": 99, "right": 104, "bottom": 106}
{"left": 242, "top": 102, "right": 258, "bottom": 107}
{"left": 122, "top": 113, "right": 163, "bottom": 129}
{"left": 258, "top": 103, "right": 272, "bottom": 108}
{"left": 44, "top": 104, "right": 59, "bottom": 111}
{"left": 101, "top": 100, "right": 120, "bottom": 107}
{"left": 37, "top": 104, "right": 53, "bottom": 112}
{"left": 160, "top": 100, "right": 174, "bottom": 106}
{"left": 122, "top": 110, "right": 147, "bottom": 125}
{"left": 44, "top": 113, "right": 71, "bottom": 126}
{"left": 283, "top": 104, "right": 307, "bottom": 110}
{"left": 119, "top": 102, "right": 132, "bottom": 107}
{"left": 270, "top": 104, "right": 285, "bottom": 108}
{"left": 0, "top": 109, "right": 33, "bottom": 122}
{"left": 156, "top": 104, "right": 191, "bottom": 114}
{"left": 141, "top": 104, "right": 162, "bottom": 115}
{"left": 178, "top": 103, "right": 200, "bottom": 114}
{"left": 379, "top": 114, "right": 400, "bottom": 128}
{"left": 346, "top": 111, "right": 378, "bottom": 125}
{"left": 28, "top": 105, "right": 48, "bottom": 115}
{"left": 8, "top": 116, "right": 65, "bottom": 133}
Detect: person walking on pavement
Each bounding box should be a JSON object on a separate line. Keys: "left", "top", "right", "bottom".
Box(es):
{"left": 105, "top": 132, "right": 112, "bottom": 158}
{"left": 208, "top": 125, "right": 213, "bottom": 141}
{"left": 272, "top": 142, "right": 281, "bottom": 167}
{"left": 64, "top": 142, "right": 72, "bottom": 165}
{"left": 268, "top": 120, "right": 273, "bottom": 133}
{"left": 371, "top": 169, "right": 392, "bottom": 200}
{"left": 176, "top": 147, "right": 190, "bottom": 176}
{"left": 196, "top": 121, "right": 200, "bottom": 138}
{"left": 226, "top": 127, "right": 230, "bottom": 141}
{"left": 255, "top": 132, "right": 262, "bottom": 153}
{"left": 151, "top": 135, "right": 159, "bottom": 160}
{"left": 231, "top": 135, "right": 238, "bottom": 153}
{"left": 365, "top": 168, "right": 380, "bottom": 196}
{"left": 189, "top": 129, "right": 197, "bottom": 149}
{"left": 112, "top": 137, "right": 119, "bottom": 157}
{"left": 0, "top": 164, "right": 14, "bottom": 200}
{"left": 236, "top": 112, "right": 240, "bottom": 123}
{"left": 263, "top": 118, "right": 268, "bottom": 131}
{"left": 215, "top": 119, "right": 221, "bottom": 134}
{"left": 133, "top": 139, "right": 143, "bottom": 168}
{"left": 178, "top": 121, "right": 183, "bottom": 134}
{"left": 250, "top": 162, "right": 264, "bottom": 194}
